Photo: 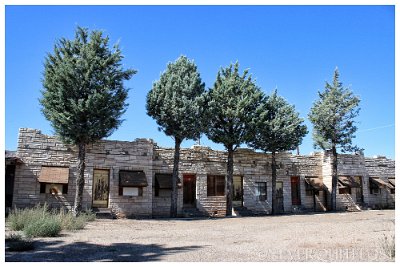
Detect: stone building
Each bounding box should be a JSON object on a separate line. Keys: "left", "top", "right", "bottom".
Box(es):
{"left": 7, "top": 128, "right": 395, "bottom": 218}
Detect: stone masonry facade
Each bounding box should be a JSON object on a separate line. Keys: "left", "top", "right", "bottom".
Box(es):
{"left": 10, "top": 128, "right": 395, "bottom": 217}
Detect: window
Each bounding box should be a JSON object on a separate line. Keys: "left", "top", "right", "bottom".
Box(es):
{"left": 305, "top": 181, "right": 314, "bottom": 196}
{"left": 122, "top": 187, "right": 143, "bottom": 196}
{"left": 207, "top": 175, "right": 225, "bottom": 196}
{"left": 38, "top": 166, "right": 69, "bottom": 195}
{"left": 255, "top": 182, "right": 267, "bottom": 201}
{"left": 154, "top": 174, "right": 172, "bottom": 197}
{"left": 40, "top": 183, "right": 68, "bottom": 195}
{"left": 369, "top": 177, "right": 381, "bottom": 195}
{"left": 339, "top": 187, "right": 351, "bottom": 194}
{"left": 390, "top": 188, "right": 395, "bottom": 195}
{"left": 119, "top": 170, "right": 147, "bottom": 197}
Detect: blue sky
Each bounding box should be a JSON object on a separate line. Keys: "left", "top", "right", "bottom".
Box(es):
{"left": 5, "top": 5, "right": 395, "bottom": 159}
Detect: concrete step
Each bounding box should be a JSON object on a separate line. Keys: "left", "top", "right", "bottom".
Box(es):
{"left": 181, "top": 208, "right": 206, "bottom": 218}
{"left": 92, "top": 208, "right": 117, "bottom": 219}
{"left": 233, "top": 206, "right": 255, "bottom": 217}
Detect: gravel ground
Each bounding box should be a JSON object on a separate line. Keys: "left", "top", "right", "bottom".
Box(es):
{"left": 5, "top": 209, "right": 395, "bottom": 262}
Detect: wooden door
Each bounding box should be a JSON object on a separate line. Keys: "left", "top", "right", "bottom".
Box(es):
{"left": 354, "top": 176, "right": 363, "bottom": 204}
{"left": 232, "top": 176, "right": 243, "bottom": 207}
{"left": 276, "top": 181, "right": 284, "bottom": 213}
{"left": 92, "top": 169, "right": 110, "bottom": 208}
{"left": 291, "top": 176, "right": 301, "bottom": 205}
{"left": 183, "top": 174, "right": 196, "bottom": 208}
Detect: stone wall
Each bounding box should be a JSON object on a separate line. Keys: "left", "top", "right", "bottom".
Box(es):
{"left": 12, "top": 128, "right": 395, "bottom": 217}
{"left": 364, "top": 156, "right": 395, "bottom": 208}
{"left": 14, "top": 128, "right": 155, "bottom": 218}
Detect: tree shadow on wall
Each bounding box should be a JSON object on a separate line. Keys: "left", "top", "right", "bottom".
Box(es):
{"left": 6, "top": 239, "right": 203, "bottom": 262}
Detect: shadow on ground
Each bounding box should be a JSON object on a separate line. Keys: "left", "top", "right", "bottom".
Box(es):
{"left": 6, "top": 239, "right": 203, "bottom": 262}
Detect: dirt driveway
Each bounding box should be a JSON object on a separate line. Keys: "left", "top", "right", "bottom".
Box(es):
{"left": 5, "top": 209, "right": 395, "bottom": 262}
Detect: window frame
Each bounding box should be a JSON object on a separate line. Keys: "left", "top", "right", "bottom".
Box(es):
{"left": 255, "top": 182, "right": 267, "bottom": 201}
{"left": 207, "top": 175, "right": 225, "bottom": 197}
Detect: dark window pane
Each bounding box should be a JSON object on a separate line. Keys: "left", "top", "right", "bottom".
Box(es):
{"left": 40, "top": 183, "right": 46, "bottom": 194}
{"left": 216, "top": 176, "right": 225, "bottom": 196}
{"left": 62, "top": 184, "right": 68, "bottom": 194}
{"left": 207, "top": 175, "right": 215, "bottom": 196}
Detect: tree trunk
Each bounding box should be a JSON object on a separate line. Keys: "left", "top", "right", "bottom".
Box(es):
{"left": 73, "top": 142, "right": 86, "bottom": 217}
{"left": 271, "top": 151, "right": 277, "bottom": 215}
{"left": 170, "top": 138, "right": 182, "bottom": 218}
{"left": 226, "top": 145, "right": 234, "bottom": 216}
{"left": 331, "top": 146, "right": 338, "bottom": 211}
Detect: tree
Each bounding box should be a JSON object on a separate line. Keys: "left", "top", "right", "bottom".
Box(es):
{"left": 247, "top": 90, "right": 307, "bottom": 215}
{"left": 146, "top": 55, "right": 205, "bottom": 218}
{"left": 204, "top": 62, "right": 264, "bottom": 216}
{"left": 308, "top": 68, "right": 360, "bottom": 211}
{"left": 40, "top": 26, "right": 136, "bottom": 216}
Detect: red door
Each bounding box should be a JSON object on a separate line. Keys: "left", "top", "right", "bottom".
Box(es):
{"left": 291, "top": 176, "right": 301, "bottom": 205}
{"left": 183, "top": 174, "right": 196, "bottom": 208}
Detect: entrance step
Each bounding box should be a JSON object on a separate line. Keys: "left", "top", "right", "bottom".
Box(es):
{"left": 181, "top": 208, "right": 206, "bottom": 218}
{"left": 233, "top": 206, "right": 255, "bottom": 217}
{"left": 92, "top": 208, "right": 117, "bottom": 219}
{"left": 346, "top": 204, "right": 362, "bottom": 212}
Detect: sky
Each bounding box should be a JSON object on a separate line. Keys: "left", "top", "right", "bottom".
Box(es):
{"left": 4, "top": 5, "right": 395, "bottom": 159}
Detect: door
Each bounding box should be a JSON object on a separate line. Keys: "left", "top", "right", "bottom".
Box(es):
{"left": 92, "top": 169, "right": 110, "bottom": 208}
{"left": 354, "top": 176, "right": 363, "bottom": 204}
{"left": 276, "top": 181, "right": 284, "bottom": 213}
{"left": 291, "top": 176, "right": 301, "bottom": 205}
{"left": 183, "top": 174, "right": 196, "bottom": 208}
{"left": 233, "top": 176, "right": 243, "bottom": 207}
{"left": 5, "top": 165, "right": 16, "bottom": 208}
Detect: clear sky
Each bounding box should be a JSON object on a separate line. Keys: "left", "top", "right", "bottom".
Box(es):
{"left": 5, "top": 5, "right": 395, "bottom": 159}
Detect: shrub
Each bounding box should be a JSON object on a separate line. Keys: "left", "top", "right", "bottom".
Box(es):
{"left": 58, "top": 210, "right": 86, "bottom": 231}
{"left": 6, "top": 233, "right": 35, "bottom": 252}
{"left": 23, "top": 217, "right": 62, "bottom": 237}
{"left": 8, "top": 204, "right": 50, "bottom": 231}
{"left": 7, "top": 204, "right": 96, "bottom": 237}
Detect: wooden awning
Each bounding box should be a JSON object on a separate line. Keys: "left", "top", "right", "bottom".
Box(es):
{"left": 388, "top": 178, "right": 395, "bottom": 187}
{"left": 155, "top": 174, "right": 172, "bottom": 189}
{"left": 369, "top": 177, "right": 387, "bottom": 189}
{"left": 338, "top": 176, "right": 361, "bottom": 188}
{"left": 38, "top": 166, "right": 69, "bottom": 184}
{"left": 119, "top": 170, "right": 148, "bottom": 187}
{"left": 304, "top": 177, "right": 325, "bottom": 190}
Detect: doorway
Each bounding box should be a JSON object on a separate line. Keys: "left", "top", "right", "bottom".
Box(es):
{"left": 276, "top": 181, "right": 284, "bottom": 213}
{"left": 92, "top": 169, "right": 110, "bottom": 208}
{"left": 291, "top": 176, "right": 301, "bottom": 205}
{"left": 183, "top": 174, "right": 196, "bottom": 208}
{"left": 233, "top": 176, "right": 243, "bottom": 207}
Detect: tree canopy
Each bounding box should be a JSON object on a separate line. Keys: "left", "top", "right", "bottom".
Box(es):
{"left": 248, "top": 90, "right": 308, "bottom": 153}
{"left": 205, "top": 62, "right": 264, "bottom": 150}
{"left": 146, "top": 55, "right": 206, "bottom": 142}
{"left": 40, "top": 26, "right": 136, "bottom": 145}
{"left": 308, "top": 68, "right": 360, "bottom": 153}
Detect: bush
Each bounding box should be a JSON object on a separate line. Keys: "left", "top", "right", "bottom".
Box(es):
{"left": 7, "top": 204, "right": 96, "bottom": 237}
{"left": 58, "top": 210, "right": 86, "bottom": 231}
{"left": 23, "top": 217, "right": 62, "bottom": 237}
{"left": 24, "top": 217, "right": 62, "bottom": 237}
{"left": 6, "top": 233, "right": 35, "bottom": 252}
{"left": 8, "top": 204, "right": 49, "bottom": 231}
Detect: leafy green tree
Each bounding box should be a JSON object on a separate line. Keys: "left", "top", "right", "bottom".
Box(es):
{"left": 40, "top": 26, "right": 136, "bottom": 216}
{"left": 247, "top": 90, "right": 307, "bottom": 214}
{"left": 205, "top": 62, "right": 264, "bottom": 216}
{"left": 308, "top": 68, "right": 360, "bottom": 211}
{"left": 146, "top": 55, "right": 205, "bottom": 217}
